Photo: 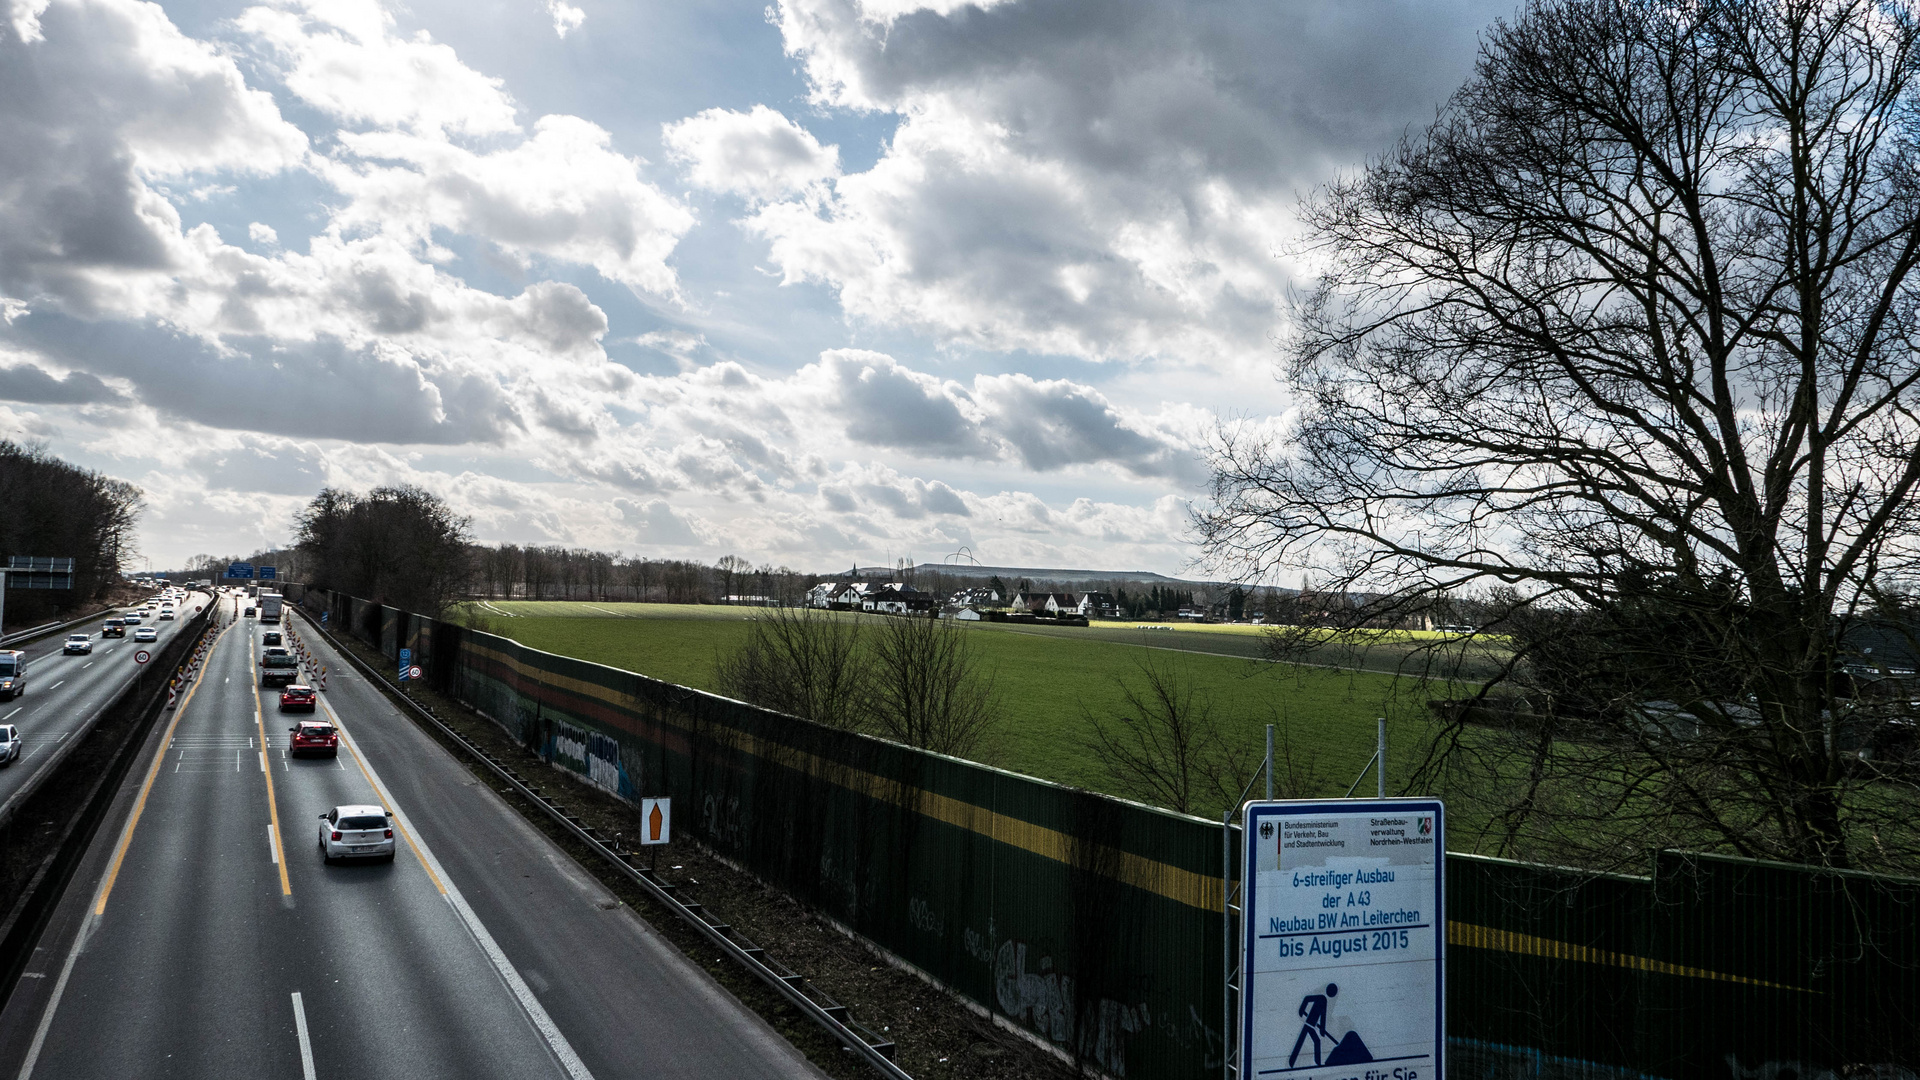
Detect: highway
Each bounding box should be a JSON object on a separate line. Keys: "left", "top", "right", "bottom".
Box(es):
{"left": 0, "top": 593, "right": 826, "bottom": 1079}
{"left": 0, "top": 590, "right": 210, "bottom": 822}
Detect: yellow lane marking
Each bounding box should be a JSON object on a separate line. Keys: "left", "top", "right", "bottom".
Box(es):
{"left": 318, "top": 693, "right": 446, "bottom": 895}
{"left": 96, "top": 621, "right": 225, "bottom": 915}
{"left": 254, "top": 680, "right": 292, "bottom": 896}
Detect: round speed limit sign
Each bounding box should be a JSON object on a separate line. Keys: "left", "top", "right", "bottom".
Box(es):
{"left": 134, "top": 649, "right": 152, "bottom": 665}
{"left": 408, "top": 665, "right": 423, "bottom": 679}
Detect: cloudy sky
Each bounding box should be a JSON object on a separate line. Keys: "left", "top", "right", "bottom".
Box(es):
{"left": 0, "top": 0, "right": 1506, "bottom": 574}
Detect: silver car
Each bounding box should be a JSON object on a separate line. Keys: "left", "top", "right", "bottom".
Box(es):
{"left": 318, "top": 805, "right": 396, "bottom": 864}
{"left": 0, "top": 725, "right": 20, "bottom": 765}
{"left": 63, "top": 633, "right": 92, "bottom": 655}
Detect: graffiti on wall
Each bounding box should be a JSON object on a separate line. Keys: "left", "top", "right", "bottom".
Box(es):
{"left": 994, "top": 939, "right": 1150, "bottom": 1076}
{"left": 541, "top": 718, "right": 635, "bottom": 801}
{"left": 1730, "top": 1058, "right": 1917, "bottom": 1080}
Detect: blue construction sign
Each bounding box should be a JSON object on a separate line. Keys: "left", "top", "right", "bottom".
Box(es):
{"left": 1240, "top": 799, "right": 1444, "bottom": 1080}
{"left": 224, "top": 563, "right": 254, "bottom": 579}
{"left": 398, "top": 648, "right": 411, "bottom": 680}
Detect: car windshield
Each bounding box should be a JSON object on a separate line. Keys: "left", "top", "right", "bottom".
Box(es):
{"left": 298, "top": 726, "right": 331, "bottom": 737}
{"left": 0, "top": 659, "right": 14, "bottom": 676}
{"left": 338, "top": 816, "right": 387, "bottom": 830}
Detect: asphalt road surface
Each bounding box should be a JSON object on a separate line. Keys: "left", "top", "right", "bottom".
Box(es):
{"left": 0, "top": 593, "right": 825, "bottom": 1080}
{"left": 0, "top": 591, "right": 209, "bottom": 821}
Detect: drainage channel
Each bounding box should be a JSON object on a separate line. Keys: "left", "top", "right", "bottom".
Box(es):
{"left": 298, "top": 611, "right": 911, "bottom": 1080}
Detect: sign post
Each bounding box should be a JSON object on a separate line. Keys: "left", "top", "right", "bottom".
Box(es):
{"left": 224, "top": 563, "right": 254, "bottom": 580}
{"left": 640, "top": 798, "right": 671, "bottom": 845}
{"left": 398, "top": 648, "right": 412, "bottom": 681}
{"left": 1238, "top": 799, "right": 1444, "bottom": 1080}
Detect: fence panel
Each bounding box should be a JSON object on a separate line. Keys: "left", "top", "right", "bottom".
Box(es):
{"left": 305, "top": 592, "right": 1920, "bottom": 1080}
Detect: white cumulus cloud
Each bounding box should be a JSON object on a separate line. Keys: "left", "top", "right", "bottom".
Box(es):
{"left": 663, "top": 105, "right": 840, "bottom": 203}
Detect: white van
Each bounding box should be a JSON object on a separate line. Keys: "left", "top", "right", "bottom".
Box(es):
{"left": 0, "top": 651, "right": 25, "bottom": 699}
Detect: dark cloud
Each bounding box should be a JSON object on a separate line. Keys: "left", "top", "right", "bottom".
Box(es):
{"left": 815, "top": 351, "right": 1198, "bottom": 482}
{"left": 824, "top": 351, "right": 993, "bottom": 456}
{"left": 0, "top": 361, "right": 128, "bottom": 405}
{"left": 4, "top": 312, "right": 516, "bottom": 445}
{"left": 804, "top": 0, "right": 1504, "bottom": 182}
{"left": 976, "top": 374, "right": 1198, "bottom": 480}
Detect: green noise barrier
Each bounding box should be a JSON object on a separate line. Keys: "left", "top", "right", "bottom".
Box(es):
{"left": 311, "top": 592, "right": 1920, "bottom": 1080}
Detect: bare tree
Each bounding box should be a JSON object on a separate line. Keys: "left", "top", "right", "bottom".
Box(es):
{"left": 1083, "top": 654, "right": 1260, "bottom": 816}
{"left": 864, "top": 614, "right": 999, "bottom": 757}
{"left": 1203, "top": 0, "right": 1920, "bottom": 870}
{"left": 715, "top": 605, "right": 868, "bottom": 731}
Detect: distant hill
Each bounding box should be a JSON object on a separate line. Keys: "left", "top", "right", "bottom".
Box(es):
{"left": 835, "top": 563, "right": 1215, "bottom": 586}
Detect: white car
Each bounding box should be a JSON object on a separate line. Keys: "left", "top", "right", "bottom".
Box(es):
{"left": 0, "top": 725, "right": 19, "bottom": 766}
{"left": 158, "top": 608, "right": 176, "bottom": 620}
{"left": 63, "top": 633, "right": 92, "bottom": 655}
{"left": 133, "top": 626, "right": 158, "bottom": 642}
{"left": 123, "top": 611, "right": 142, "bottom": 625}
{"left": 318, "top": 805, "right": 396, "bottom": 864}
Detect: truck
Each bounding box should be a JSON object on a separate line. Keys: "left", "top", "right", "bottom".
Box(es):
{"left": 259, "top": 593, "right": 283, "bottom": 624}
{"left": 259, "top": 650, "right": 300, "bottom": 688}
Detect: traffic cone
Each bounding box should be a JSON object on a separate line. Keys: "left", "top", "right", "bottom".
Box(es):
{"left": 166, "top": 687, "right": 176, "bottom": 709}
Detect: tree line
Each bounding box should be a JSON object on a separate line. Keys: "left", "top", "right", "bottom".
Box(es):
{"left": 0, "top": 440, "right": 142, "bottom": 629}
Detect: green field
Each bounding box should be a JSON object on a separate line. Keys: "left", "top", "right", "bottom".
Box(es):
{"left": 456, "top": 601, "right": 1465, "bottom": 821}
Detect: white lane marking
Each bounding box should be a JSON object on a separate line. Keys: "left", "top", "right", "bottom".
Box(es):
{"left": 3, "top": 708, "right": 17, "bottom": 720}
{"left": 47, "top": 682, "right": 62, "bottom": 691}
{"left": 270, "top": 825, "right": 280, "bottom": 864}
{"left": 82, "top": 663, "right": 92, "bottom": 669}
{"left": 250, "top": 736, "right": 255, "bottom": 748}
{"left": 291, "top": 992, "right": 317, "bottom": 1080}
{"left": 327, "top": 714, "right": 594, "bottom": 1080}
{"left": 237, "top": 750, "right": 242, "bottom": 772}
{"left": 15, "top": 912, "right": 96, "bottom": 1080}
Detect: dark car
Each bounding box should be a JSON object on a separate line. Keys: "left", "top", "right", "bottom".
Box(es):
{"left": 101, "top": 618, "right": 126, "bottom": 638}
{"left": 288, "top": 720, "right": 338, "bottom": 757}
{"left": 279, "top": 684, "right": 317, "bottom": 712}
{"left": 263, "top": 631, "right": 283, "bottom": 647}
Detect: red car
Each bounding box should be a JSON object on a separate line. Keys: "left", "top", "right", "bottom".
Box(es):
{"left": 288, "top": 720, "right": 337, "bottom": 758}
{"left": 279, "top": 684, "right": 317, "bottom": 712}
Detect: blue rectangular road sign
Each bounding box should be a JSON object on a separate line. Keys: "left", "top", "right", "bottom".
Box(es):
{"left": 398, "top": 648, "right": 411, "bottom": 680}
{"left": 1241, "top": 799, "right": 1444, "bottom": 1080}
{"left": 259, "top": 566, "right": 277, "bottom": 581}
{"left": 224, "top": 563, "right": 254, "bottom": 579}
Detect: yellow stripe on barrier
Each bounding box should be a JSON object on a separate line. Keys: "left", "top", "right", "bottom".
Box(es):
{"left": 1447, "top": 921, "right": 1813, "bottom": 991}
